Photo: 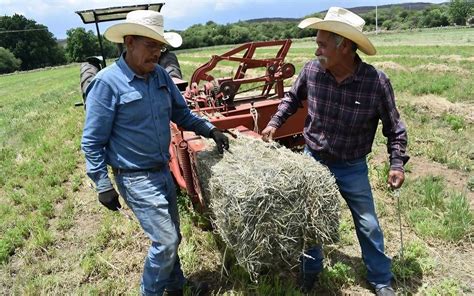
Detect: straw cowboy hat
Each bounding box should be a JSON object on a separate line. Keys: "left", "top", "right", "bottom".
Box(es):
{"left": 105, "top": 10, "right": 182, "bottom": 48}
{"left": 298, "top": 7, "right": 376, "bottom": 55}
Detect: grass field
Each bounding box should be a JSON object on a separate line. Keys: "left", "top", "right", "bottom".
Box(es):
{"left": 0, "top": 27, "right": 473, "bottom": 295}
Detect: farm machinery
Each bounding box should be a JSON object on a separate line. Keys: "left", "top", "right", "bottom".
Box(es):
{"left": 172, "top": 40, "right": 308, "bottom": 211}
{"left": 77, "top": 3, "right": 309, "bottom": 212}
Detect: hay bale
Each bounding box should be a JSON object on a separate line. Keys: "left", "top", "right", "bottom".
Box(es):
{"left": 195, "top": 134, "right": 340, "bottom": 279}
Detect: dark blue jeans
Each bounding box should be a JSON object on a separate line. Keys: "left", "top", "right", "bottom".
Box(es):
{"left": 303, "top": 147, "right": 393, "bottom": 288}
{"left": 115, "top": 169, "right": 186, "bottom": 296}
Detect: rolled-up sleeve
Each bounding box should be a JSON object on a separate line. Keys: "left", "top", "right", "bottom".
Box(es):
{"left": 269, "top": 65, "right": 308, "bottom": 128}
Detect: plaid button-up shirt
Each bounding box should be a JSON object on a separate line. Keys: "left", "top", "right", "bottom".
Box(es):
{"left": 269, "top": 55, "right": 409, "bottom": 171}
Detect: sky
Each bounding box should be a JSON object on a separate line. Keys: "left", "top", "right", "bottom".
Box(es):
{"left": 1, "top": 0, "right": 447, "bottom": 39}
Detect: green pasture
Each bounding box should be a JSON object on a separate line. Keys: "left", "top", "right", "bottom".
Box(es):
{"left": 0, "top": 27, "right": 473, "bottom": 295}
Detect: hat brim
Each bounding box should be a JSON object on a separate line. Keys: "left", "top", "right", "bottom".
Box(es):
{"left": 105, "top": 23, "right": 182, "bottom": 48}
{"left": 298, "top": 18, "right": 376, "bottom": 56}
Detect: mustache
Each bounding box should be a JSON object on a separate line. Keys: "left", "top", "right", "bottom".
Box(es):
{"left": 146, "top": 55, "right": 160, "bottom": 64}
{"left": 316, "top": 56, "right": 328, "bottom": 63}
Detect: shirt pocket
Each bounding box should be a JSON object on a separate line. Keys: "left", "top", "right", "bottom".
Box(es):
{"left": 119, "top": 91, "right": 142, "bottom": 104}
{"left": 117, "top": 91, "right": 144, "bottom": 122}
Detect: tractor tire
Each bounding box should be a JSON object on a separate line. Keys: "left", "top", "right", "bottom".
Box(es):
{"left": 80, "top": 62, "right": 100, "bottom": 106}
{"left": 159, "top": 50, "right": 183, "bottom": 79}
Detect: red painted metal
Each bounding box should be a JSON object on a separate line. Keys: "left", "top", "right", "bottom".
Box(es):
{"left": 169, "top": 39, "right": 308, "bottom": 211}
{"left": 177, "top": 140, "right": 198, "bottom": 203}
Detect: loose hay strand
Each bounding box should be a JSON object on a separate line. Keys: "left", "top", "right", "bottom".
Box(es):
{"left": 196, "top": 134, "right": 340, "bottom": 280}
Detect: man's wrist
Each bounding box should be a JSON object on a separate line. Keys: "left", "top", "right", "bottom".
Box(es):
{"left": 389, "top": 158, "right": 405, "bottom": 173}
{"left": 267, "top": 117, "right": 281, "bottom": 129}
{"left": 96, "top": 177, "right": 114, "bottom": 193}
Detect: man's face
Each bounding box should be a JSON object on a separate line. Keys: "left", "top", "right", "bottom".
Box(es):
{"left": 127, "top": 36, "right": 164, "bottom": 75}
{"left": 315, "top": 30, "right": 340, "bottom": 71}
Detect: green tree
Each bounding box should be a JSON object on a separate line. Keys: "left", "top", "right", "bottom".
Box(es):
{"left": 422, "top": 8, "right": 450, "bottom": 27}
{"left": 449, "top": 0, "right": 473, "bottom": 25}
{"left": 65, "top": 27, "right": 101, "bottom": 62}
{"left": 102, "top": 38, "right": 120, "bottom": 59}
{"left": 0, "top": 14, "right": 66, "bottom": 70}
{"left": 229, "top": 26, "right": 250, "bottom": 43}
{"left": 0, "top": 47, "right": 21, "bottom": 74}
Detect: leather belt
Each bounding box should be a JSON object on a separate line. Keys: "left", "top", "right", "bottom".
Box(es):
{"left": 112, "top": 166, "right": 165, "bottom": 175}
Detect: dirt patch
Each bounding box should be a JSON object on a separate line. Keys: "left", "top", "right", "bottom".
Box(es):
{"left": 376, "top": 54, "right": 473, "bottom": 63}
{"left": 373, "top": 61, "right": 408, "bottom": 72}
{"left": 371, "top": 147, "right": 472, "bottom": 202}
{"left": 411, "top": 157, "right": 474, "bottom": 213}
{"left": 412, "top": 63, "right": 469, "bottom": 75}
{"left": 177, "top": 60, "right": 203, "bottom": 67}
{"left": 409, "top": 156, "right": 473, "bottom": 199}
{"left": 186, "top": 53, "right": 220, "bottom": 59}
{"left": 439, "top": 55, "right": 464, "bottom": 62}
{"left": 372, "top": 60, "right": 470, "bottom": 76}
{"left": 401, "top": 94, "right": 474, "bottom": 123}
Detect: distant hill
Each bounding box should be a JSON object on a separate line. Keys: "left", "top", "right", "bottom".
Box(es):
{"left": 339, "top": 2, "right": 447, "bottom": 14}
{"left": 243, "top": 2, "right": 447, "bottom": 23}
{"left": 244, "top": 17, "right": 300, "bottom": 23}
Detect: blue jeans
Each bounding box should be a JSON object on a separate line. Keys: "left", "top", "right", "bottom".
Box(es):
{"left": 302, "top": 147, "right": 393, "bottom": 288}
{"left": 115, "top": 169, "right": 185, "bottom": 296}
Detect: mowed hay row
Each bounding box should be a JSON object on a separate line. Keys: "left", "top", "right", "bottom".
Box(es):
{"left": 195, "top": 134, "right": 341, "bottom": 279}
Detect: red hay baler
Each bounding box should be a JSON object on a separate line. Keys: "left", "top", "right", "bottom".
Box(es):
{"left": 169, "top": 39, "right": 308, "bottom": 212}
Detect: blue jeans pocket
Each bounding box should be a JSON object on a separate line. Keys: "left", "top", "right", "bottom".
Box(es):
{"left": 121, "top": 171, "right": 150, "bottom": 186}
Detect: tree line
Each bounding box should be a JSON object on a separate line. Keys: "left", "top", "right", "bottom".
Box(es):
{"left": 1, "top": 0, "right": 472, "bottom": 74}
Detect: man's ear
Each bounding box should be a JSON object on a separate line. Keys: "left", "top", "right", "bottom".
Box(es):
{"left": 341, "top": 39, "right": 353, "bottom": 54}
{"left": 124, "top": 35, "right": 134, "bottom": 48}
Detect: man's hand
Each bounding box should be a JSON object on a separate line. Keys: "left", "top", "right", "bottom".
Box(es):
{"left": 261, "top": 126, "right": 277, "bottom": 142}
{"left": 98, "top": 188, "right": 121, "bottom": 211}
{"left": 388, "top": 170, "right": 405, "bottom": 189}
{"left": 210, "top": 128, "right": 229, "bottom": 154}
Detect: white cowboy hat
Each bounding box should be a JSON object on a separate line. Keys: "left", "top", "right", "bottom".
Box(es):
{"left": 104, "top": 10, "right": 182, "bottom": 48}
{"left": 298, "top": 7, "right": 376, "bottom": 55}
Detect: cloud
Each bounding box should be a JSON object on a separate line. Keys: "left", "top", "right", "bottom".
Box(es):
{"left": 1, "top": 0, "right": 447, "bottom": 38}
{"left": 5, "top": 0, "right": 238, "bottom": 20}
{"left": 162, "top": 0, "right": 264, "bottom": 18}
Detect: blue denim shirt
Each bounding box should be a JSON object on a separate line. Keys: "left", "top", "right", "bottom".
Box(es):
{"left": 81, "top": 54, "right": 214, "bottom": 193}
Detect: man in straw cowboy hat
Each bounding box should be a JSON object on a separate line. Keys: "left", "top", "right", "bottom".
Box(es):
{"left": 262, "top": 7, "right": 409, "bottom": 296}
{"left": 81, "top": 9, "right": 229, "bottom": 296}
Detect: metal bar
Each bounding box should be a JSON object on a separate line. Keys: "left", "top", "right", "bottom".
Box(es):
{"left": 394, "top": 188, "right": 406, "bottom": 294}
{"left": 93, "top": 12, "right": 107, "bottom": 68}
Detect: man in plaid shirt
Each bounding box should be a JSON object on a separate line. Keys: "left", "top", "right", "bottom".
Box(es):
{"left": 262, "top": 7, "right": 408, "bottom": 296}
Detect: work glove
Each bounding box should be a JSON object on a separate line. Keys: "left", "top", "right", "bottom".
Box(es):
{"left": 210, "top": 128, "right": 229, "bottom": 154}
{"left": 98, "top": 188, "right": 121, "bottom": 211}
